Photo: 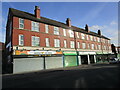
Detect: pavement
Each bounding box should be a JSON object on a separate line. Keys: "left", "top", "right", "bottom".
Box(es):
{"left": 2, "top": 63, "right": 120, "bottom": 88}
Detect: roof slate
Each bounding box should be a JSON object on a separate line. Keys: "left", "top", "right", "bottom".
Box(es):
{"left": 9, "top": 8, "right": 110, "bottom": 40}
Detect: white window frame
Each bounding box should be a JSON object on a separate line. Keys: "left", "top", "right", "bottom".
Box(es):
{"left": 45, "top": 24, "right": 49, "bottom": 33}
{"left": 31, "top": 21, "right": 39, "bottom": 32}
{"left": 69, "top": 30, "right": 74, "bottom": 37}
{"left": 90, "top": 36, "right": 93, "bottom": 41}
{"left": 54, "top": 39, "right": 60, "bottom": 47}
{"left": 98, "top": 37, "right": 100, "bottom": 42}
{"left": 82, "top": 43, "right": 86, "bottom": 49}
{"left": 86, "top": 35, "right": 89, "bottom": 40}
{"left": 98, "top": 45, "right": 101, "bottom": 50}
{"left": 76, "top": 32, "right": 79, "bottom": 38}
{"left": 88, "top": 44, "right": 90, "bottom": 49}
{"left": 32, "top": 36, "right": 40, "bottom": 46}
{"left": 70, "top": 41, "right": 75, "bottom": 48}
{"left": 91, "top": 44, "right": 94, "bottom": 50}
{"left": 77, "top": 42, "right": 80, "bottom": 48}
{"left": 19, "top": 34, "right": 24, "bottom": 46}
{"left": 94, "top": 37, "right": 96, "bottom": 41}
{"left": 64, "top": 40, "right": 67, "bottom": 48}
{"left": 63, "top": 29, "right": 66, "bottom": 36}
{"left": 81, "top": 33, "right": 85, "bottom": 39}
{"left": 54, "top": 27, "right": 59, "bottom": 35}
{"left": 45, "top": 38, "right": 50, "bottom": 47}
{"left": 19, "top": 18, "right": 24, "bottom": 29}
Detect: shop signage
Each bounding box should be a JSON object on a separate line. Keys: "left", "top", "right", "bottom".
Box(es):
{"left": 79, "top": 52, "right": 96, "bottom": 55}
{"left": 63, "top": 52, "right": 77, "bottom": 55}
{"left": 15, "top": 50, "right": 62, "bottom": 55}
{"left": 96, "top": 52, "right": 103, "bottom": 54}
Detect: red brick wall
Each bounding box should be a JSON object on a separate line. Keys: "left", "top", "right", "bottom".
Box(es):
{"left": 12, "top": 16, "right": 111, "bottom": 51}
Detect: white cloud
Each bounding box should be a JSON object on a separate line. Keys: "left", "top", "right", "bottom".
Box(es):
{"left": 89, "top": 25, "right": 106, "bottom": 31}
{"left": 89, "top": 21, "right": 118, "bottom": 46}
{"left": 110, "top": 21, "right": 117, "bottom": 25}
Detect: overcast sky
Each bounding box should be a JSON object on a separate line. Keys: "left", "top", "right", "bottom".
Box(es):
{"left": 1, "top": 1, "right": 119, "bottom": 46}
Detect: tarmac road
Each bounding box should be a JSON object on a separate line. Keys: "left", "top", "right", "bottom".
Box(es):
{"left": 2, "top": 64, "right": 120, "bottom": 88}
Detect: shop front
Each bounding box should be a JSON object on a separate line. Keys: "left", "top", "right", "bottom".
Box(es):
{"left": 96, "top": 52, "right": 112, "bottom": 63}
{"left": 13, "top": 50, "right": 63, "bottom": 73}
{"left": 79, "top": 51, "right": 96, "bottom": 65}
{"left": 63, "top": 51, "right": 78, "bottom": 67}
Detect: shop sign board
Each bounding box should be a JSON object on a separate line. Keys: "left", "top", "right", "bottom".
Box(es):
{"left": 15, "top": 50, "right": 62, "bottom": 55}
{"left": 63, "top": 52, "right": 77, "bottom": 55}
{"left": 96, "top": 52, "right": 103, "bottom": 54}
{"left": 79, "top": 52, "right": 96, "bottom": 55}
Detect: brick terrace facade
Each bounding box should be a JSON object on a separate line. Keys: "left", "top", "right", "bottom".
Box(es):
{"left": 6, "top": 6, "right": 112, "bottom": 54}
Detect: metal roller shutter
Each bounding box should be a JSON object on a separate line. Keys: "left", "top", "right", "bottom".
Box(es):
{"left": 45, "top": 57, "right": 63, "bottom": 69}
{"left": 13, "top": 58, "right": 44, "bottom": 74}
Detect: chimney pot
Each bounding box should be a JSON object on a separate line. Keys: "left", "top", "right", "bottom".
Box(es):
{"left": 34, "top": 6, "right": 40, "bottom": 19}
{"left": 85, "top": 24, "right": 89, "bottom": 32}
{"left": 66, "top": 18, "right": 71, "bottom": 27}
{"left": 98, "top": 30, "right": 101, "bottom": 35}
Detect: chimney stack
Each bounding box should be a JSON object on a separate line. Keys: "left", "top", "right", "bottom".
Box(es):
{"left": 98, "top": 30, "right": 101, "bottom": 36}
{"left": 66, "top": 18, "right": 71, "bottom": 27}
{"left": 85, "top": 24, "right": 89, "bottom": 32}
{"left": 34, "top": 6, "right": 40, "bottom": 19}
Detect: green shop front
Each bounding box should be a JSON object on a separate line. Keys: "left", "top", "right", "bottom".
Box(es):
{"left": 96, "top": 52, "right": 114, "bottom": 63}
{"left": 63, "top": 51, "right": 78, "bottom": 67}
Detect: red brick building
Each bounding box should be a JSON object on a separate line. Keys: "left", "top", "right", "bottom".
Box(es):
{"left": 5, "top": 6, "right": 113, "bottom": 73}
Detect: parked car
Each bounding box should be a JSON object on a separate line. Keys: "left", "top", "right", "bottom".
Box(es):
{"left": 109, "top": 58, "right": 120, "bottom": 64}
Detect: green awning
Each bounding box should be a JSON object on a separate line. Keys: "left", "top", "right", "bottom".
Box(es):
{"left": 63, "top": 51, "right": 77, "bottom": 55}
{"left": 96, "top": 52, "right": 103, "bottom": 54}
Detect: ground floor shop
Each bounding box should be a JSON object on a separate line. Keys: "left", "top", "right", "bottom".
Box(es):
{"left": 78, "top": 51, "right": 96, "bottom": 65}
{"left": 12, "top": 50, "right": 63, "bottom": 74}
{"left": 63, "top": 51, "right": 78, "bottom": 67}
{"left": 96, "top": 52, "right": 115, "bottom": 63}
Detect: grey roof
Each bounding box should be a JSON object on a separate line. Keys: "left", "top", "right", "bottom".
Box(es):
{"left": 9, "top": 8, "right": 110, "bottom": 40}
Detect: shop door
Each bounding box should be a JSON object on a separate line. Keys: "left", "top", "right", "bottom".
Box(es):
{"left": 81, "top": 55, "right": 88, "bottom": 64}
{"left": 64, "top": 56, "right": 77, "bottom": 67}
{"left": 89, "top": 55, "right": 95, "bottom": 63}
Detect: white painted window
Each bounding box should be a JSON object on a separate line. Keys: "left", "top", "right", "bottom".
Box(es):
{"left": 81, "top": 33, "right": 85, "bottom": 39}
{"left": 45, "top": 24, "right": 49, "bottom": 33}
{"left": 64, "top": 40, "right": 67, "bottom": 48}
{"left": 86, "top": 35, "right": 89, "bottom": 40}
{"left": 82, "top": 43, "right": 86, "bottom": 49}
{"left": 31, "top": 21, "right": 39, "bottom": 32}
{"left": 104, "top": 46, "right": 106, "bottom": 50}
{"left": 63, "top": 29, "right": 66, "bottom": 36}
{"left": 94, "top": 37, "right": 96, "bottom": 41}
{"left": 45, "top": 38, "right": 50, "bottom": 47}
{"left": 88, "top": 44, "right": 90, "bottom": 49}
{"left": 98, "top": 45, "right": 101, "bottom": 50}
{"left": 76, "top": 32, "right": 79, "bottom": 38}
{"left": 109, "top": 46, "right": 111, "bottom": 50}
{"left": 19, "top": 34, "right": 24, "bottom": 46}
{"left": 54, "top": 27, "right": 59, "bottom": 35}
{"left": 32, "top": 36, "right": 40, "bottom": 46}
{"left": 98, "top": 37, "right": 100, "bottom": 42}
{"left": 19, "top": 18, "right": 24, "bottom": 29}
{"left": 69, "top": 30, "right": 74, "bottom": 37}
{"left": 70, "top": 41, "right": 75, "bottom": 48}
{"left": 54, "top": 39, "right": 60, "bottom": 47}
{"left": 77, "top": 42, "right": 80, "bottom": 48}
{"left": 91, "top": 44, "right": 94, "bottom": 50}
{"left": 90, "top": 36, "right": 93, "bottom": 41}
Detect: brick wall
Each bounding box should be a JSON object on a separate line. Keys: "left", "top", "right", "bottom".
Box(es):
{"left": 12, "top": 16, "right": 111, "bottom": 51}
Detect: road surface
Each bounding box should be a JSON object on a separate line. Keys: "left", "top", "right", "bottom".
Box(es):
{"left": 2, "top": 64, "right": 120, "bottom": 88}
